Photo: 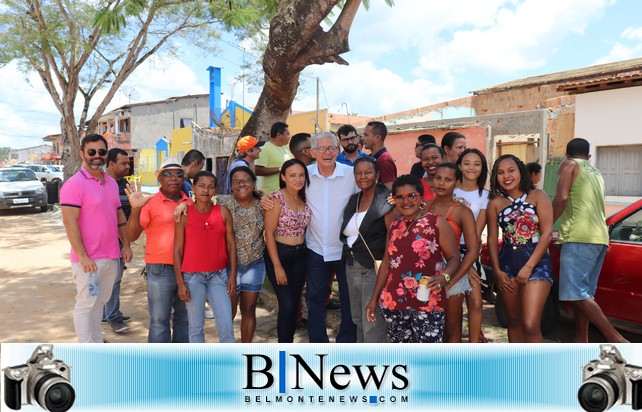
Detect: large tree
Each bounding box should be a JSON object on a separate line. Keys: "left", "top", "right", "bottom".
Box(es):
{"left": 0, "top": 0, "right": 272, "bottom": 178}
{"left": 240, "top": 0, "right": 392, "bottom": 138}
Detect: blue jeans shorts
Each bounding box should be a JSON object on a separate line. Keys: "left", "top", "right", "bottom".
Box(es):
{"left": 236, "top": 258, "right": 266, "bottom": 293}
{"left": 446, "top": 246, "right": 473, "bottom": 298}
{"left": 498, "top": 243, "right": 553, "bottom": 283}
{"left": 559, "top": 243, "right": 607, "bottom": 301}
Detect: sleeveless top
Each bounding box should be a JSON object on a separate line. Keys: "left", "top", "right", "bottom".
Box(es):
{"left": 557, "top": 158, "right": 609, "bottom": 246}
{"left": 428, "top": 201, "right": 462, "bottom": 240}
{"left": 381, "top": 213, "right": 445, "bottom": 312}
{"left": 274, "top": 190, "right": 312, "bottom": 238}
{"left": 498, "top": 193, "right": 540, "bottom": 245}
{"left": 181, "top": 204, "right": 228, "bottom": 272}
{"left": 421, "top": 179, "right": 436, "bottom": 201}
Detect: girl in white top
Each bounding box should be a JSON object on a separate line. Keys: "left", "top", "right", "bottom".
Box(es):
{"left": 453, "top": 148, "right": 490, "bottom": 343}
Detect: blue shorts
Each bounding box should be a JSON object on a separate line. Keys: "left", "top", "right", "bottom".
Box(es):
{"left": 498, "top": 243, "right": 553, "bottom": 283}
{"left": 236, "top": 258, "right": 266, "bottom": 293}
{"left": 558, "top": 243, "right": 607, "bottom": 301}
{"left": 446, "top": 246, "right": 475, "bottom": 298}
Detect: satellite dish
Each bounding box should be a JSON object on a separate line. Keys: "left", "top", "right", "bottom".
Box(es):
{"left": 121, "top": 86, "right": 140, "bottom": 104}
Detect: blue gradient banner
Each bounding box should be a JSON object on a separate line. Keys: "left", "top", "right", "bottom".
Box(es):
{"left": 2, "top": 343, "right": 640, "bottom": 411}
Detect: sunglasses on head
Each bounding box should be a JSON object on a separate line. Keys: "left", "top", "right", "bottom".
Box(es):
{"left": 86, "top": 148, "right": 107, "bottom": 156}
{"left": 393, "top": 192, "right": 421, "bottom": 202}
{"left": 161, "top": 171, "right": 184, "bottom": 178}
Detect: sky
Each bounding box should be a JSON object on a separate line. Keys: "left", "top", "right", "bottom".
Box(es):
{"left": 2, "top": 0, "right": 642, "bottom": 149}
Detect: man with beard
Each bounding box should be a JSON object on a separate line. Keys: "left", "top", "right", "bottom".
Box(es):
{"left": 61, "top": 134, "right": 133, "bottom": 343}
{"left": 336, "top": 124, "right": 365, "bottom": 167}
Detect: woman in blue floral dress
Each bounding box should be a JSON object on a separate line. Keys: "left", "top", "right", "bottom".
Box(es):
{"left": 366, "top": 174, "right": 460, "bottom": 343}
{"left": 486, "top": 154, "right": 553, "bottom": 343}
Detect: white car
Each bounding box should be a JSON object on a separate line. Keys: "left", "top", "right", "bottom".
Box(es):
{"left": 0, "top": 168, "right": 48, "bottom": 212}
{"left": 13, "top": 164, "right": 63, "bottom": 183}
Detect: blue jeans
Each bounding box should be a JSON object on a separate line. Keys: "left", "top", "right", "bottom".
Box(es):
{"left": 146, "top": 263, "right": 189, "bottom": 343}
{"left": 306, "top": 250, "right": 357, "bottom": 343}
{"left": 103, "top": 258, "right": 124, "bottom": 322}
{"left": 264, "top": 243, "right": 308, "bottom": 343}
{"left": 184, "top": 269, "right": 235, "bottom": 343}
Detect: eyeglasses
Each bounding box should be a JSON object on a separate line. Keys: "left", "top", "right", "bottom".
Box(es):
{"left": 393, "top": 192, "right": 421, "bottom": 202}
{"left": 161, "top": 171, "right": 184, "bottom": 178}
{"left": 313, "top": 146, "right": 339, "bottom": 154}
{"left": 86, "top": 148, "right": 107, "bottom": 157}
{"left": 341, "top": 136, "right": 358, "bottom": 143}
{"left": 232, "top": 178, "right": 252, "bottom": 186}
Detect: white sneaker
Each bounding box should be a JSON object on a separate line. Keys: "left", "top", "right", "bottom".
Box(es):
{"left": 204, "top": 308, "right": 214, "bottom": 319}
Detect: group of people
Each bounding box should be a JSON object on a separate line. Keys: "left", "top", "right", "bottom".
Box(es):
{"left": 60, "top": 121, "right": 627, "bottom": 344}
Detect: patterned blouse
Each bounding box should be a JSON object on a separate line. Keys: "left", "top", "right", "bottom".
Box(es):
{"left": 498, "top": 193, "right": 541, "bottom": 245}
{"left": 381, "top": 212, "right": 445, "bottom": 312}
{"left": 273, "top": 190, "right": 311, "bottom": 238}
{"left": 217, "top": 195, "right": 265, "bottom": 266}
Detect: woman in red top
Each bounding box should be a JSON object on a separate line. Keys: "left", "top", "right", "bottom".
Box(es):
{"left": 366, "top": 174, "right": 460, "bottom": 343}
{"left": 174, "top": 171, "right": 237, "bottom": 343}
{"left": 420, "top": 144, "right": 446, "bottom": 201}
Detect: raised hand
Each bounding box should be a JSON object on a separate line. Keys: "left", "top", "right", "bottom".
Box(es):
{"left": 125, "top": 181, "right": 153, "bottom": 210}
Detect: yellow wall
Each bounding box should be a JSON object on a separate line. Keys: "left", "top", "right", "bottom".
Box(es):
{"left": 286, "top": 109, "right": 330, "bottom": 134}
{"left": 170, "top": 127, "right": 193, "bottom": 160}
{"left": 139, "top": 148, "right": 159, "bottom": 186}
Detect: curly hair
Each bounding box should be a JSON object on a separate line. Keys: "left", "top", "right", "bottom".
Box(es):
{"left": 489, "top": 154, "right": 534, "bottom": 199}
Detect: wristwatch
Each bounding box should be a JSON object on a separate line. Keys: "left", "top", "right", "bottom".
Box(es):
{"left": 442, "top": 273, "right": 451, "bottom": 284}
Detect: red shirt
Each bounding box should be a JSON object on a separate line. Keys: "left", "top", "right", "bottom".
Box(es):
{"left": 140, "top": 191, "right": 189, "bottom": 264}
{"left": 373, "top": 148, "right": 397, "bottom": 185}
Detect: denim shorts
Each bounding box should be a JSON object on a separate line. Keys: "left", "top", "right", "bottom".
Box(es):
{"left": 236, "top": 258, "right": 266, "bottom": 293}
{"left": 558, "top": 243, "right": 607, "bottom": 301}
{"left": 445, "top": 246, "right": 473, "bottom": 298}
{"left": 498, "top": 243, "right": 553, "bottom": 283}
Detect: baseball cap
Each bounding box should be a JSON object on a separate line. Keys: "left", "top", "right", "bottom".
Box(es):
{"left": 159, "top": 157, "right": 182, "bottom": 171}
{"left": 237, "top": 135, "right": 265, "bottom": 153}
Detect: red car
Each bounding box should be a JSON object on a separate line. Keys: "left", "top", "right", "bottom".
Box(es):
{"left": 481, "top": 199, "right": 642, "bottom": 334}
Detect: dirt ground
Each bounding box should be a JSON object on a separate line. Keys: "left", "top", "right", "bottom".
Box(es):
{"left": 0, "top": 206, "right": 509, "bottom": 343}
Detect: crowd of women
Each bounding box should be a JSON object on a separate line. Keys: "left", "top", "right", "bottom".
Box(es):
{"left": 172, "top": 132, "right": 554, "bottom": 344}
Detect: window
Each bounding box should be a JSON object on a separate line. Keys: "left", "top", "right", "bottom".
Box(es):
{"left": 610, "top": 209, "right": 642, "bottom": 244}
{"left": 597, "top": 145, "right": 642, "bottom": 196}
{"left": 180, "top": 118, "right": 192, "bottom": 128}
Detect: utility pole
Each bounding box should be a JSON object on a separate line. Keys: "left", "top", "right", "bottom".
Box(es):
{"left": 315, "top": 77, "right": 320, "bottom": 133}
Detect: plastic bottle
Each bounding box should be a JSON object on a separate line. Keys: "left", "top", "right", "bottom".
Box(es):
{"left": 88, "top": 272, "right": 99, "bottom": 297}
{"left": 417, "top": 276, "right": 430, "bottom": 302}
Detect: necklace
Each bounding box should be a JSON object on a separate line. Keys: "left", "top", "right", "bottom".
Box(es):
{"left": 403, "top": 212, "right": 424, "bottom": 236}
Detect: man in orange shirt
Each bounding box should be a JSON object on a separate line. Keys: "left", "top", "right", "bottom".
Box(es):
{"left": 126, "top": 158, "right": 190, "bottom": 343}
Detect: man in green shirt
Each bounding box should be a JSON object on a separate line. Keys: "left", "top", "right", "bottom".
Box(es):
{"left": 255, "top": 122, "right": 293, "bottom": 194}
{"left": 553, "top": 138, "right": 627, "bottom": 343}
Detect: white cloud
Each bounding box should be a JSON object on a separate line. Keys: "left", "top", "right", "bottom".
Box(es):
{"left": 622, "top": 26, "right": 642, "bottom": 41}
{"left": 593, "top": 25, "right": 642, "bottom": 65}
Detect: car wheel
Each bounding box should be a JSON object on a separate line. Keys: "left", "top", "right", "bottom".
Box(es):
{"left": 40, "top": 205, "right": 48, "bottom": 213}
{"left": 494, "top": 287, "right": 560, "bottom": 334}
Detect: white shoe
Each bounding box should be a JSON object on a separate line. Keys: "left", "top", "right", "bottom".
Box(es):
{"left": 204, "top": 309, "right": 214, "bottom": 319}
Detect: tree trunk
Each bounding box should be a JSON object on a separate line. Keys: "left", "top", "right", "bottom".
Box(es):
{"left": 240, "top": 0, "right": 361, "bottom": 139}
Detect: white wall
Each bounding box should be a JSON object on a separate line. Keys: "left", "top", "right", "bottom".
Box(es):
{"left": 575, "top": 86, "right": 642, "bottom": 161}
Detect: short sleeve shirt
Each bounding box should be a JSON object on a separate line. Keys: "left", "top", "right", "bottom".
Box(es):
{"left": 453, "top": 187, "right": 489, "bottom": 244}
{"left": 255, "top": 141, "right": 293, "bottom": 193}
{"left": 60, "top": 167, "right": 122, "bottom": 263}
{"left": 372, "top": 148, "right": 397, "bottom": 185}
{"left": 140, "top": 191, "right": 189, "bottom": 264}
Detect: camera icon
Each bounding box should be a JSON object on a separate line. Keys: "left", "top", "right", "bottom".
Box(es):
{"left": 579, "top": 344, "right": 642, "bottom": 412}
{"left": 3, "top": 345, "right": 75, "bottom": 412}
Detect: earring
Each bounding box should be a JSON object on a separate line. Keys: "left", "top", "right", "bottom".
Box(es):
{"left": 420, "top": 202, "right": 426, "bottom": 209}
{"left": 211, "top": 195, "right": 217, "bottom": 206}
{"left": 191, "top": 193, "right": 196, "bottom": 203}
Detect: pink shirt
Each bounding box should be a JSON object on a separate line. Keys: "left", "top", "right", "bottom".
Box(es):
{"left": 60, "top": 167, "right": 122, "bottom": 263}
{"left": 274, "top": 190, "right": 311, "bottom": 238}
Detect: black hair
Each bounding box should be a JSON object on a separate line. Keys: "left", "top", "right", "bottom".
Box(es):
{"left": 457, "top": 148, "right": 489, "bottom": 196}
{"left": 353, "top": 155, "right": 378, "bottom": 173}
{"left": 289, "top": 133, "right": 311, "bottom": 153}
{"left": 418, "top": 134, "right": 436, "bottom": 145}
{"left": 181, "top": 149, "right": 205, "bottom": 166}
{"left": 489, "top": 154, "right": 534, "bottom": 199}
{"left": 107, "top": 148, "right": 128, "bottom": 165}
{"left": 436, "top": 162, "right": 462, "bottom": 182}
{"left": 441, "top": 132, "right": 466, "bottom": 150}
{"left": 81, "top": 134, "right": 108, "bottom": 151}
{"left": 526, "top": 162, "right": 542, "bottom": 176}
{"left": 337, "top": 124, "right": 357, "bottom": 138}
{"left": 421, "top": 143, "right": 446, "bottom": 158}
{"left": 366, "top": 121, "right": 388, "bottom": 141}
{"left": 391, "top": 174, "right": 424, "bottom": 197}
{"left": 229, "top": 166, "right": 261, "bottom": 199}
{"left": 270, "top": 122, "right": 289, "bottom": 138}
{"left": 566, "top": 138, "right": 590, "bottom": 158}
{"left": 193, "top": 170, "right": 217, "bottom": 186}
{"left": 279, "top": 158, "right": 310, "bottom": 202}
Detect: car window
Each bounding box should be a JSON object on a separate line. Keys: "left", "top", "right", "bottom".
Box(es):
{"left": 0, "top": 169, "right": 39, "bottom": 182}
{"left": 610, "top": 209, "right": 642, "bottom": 244}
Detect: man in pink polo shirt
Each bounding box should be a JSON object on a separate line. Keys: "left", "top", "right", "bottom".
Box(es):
{"left": 126, "top": 158, "right": 190, "bottom": 343}
{"left": 61, "top": 134, "right": 133, "bottom": 343}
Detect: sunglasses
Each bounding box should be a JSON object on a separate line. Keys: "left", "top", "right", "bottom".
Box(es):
{"left": 161, "top": 171, "right": 184, "bottom": 178}
{"left": 393, "top": 192, "right": 421, "bottom": 202}
{"left": 86, "top": 148, "right": 107, "bottom": 156}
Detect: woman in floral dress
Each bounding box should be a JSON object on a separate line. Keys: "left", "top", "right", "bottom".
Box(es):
{"left": 486, "top": 154, "right": 553, "bottom": 343}
{"left": 366, "top": 174, "right": 460, "bottom": 343}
